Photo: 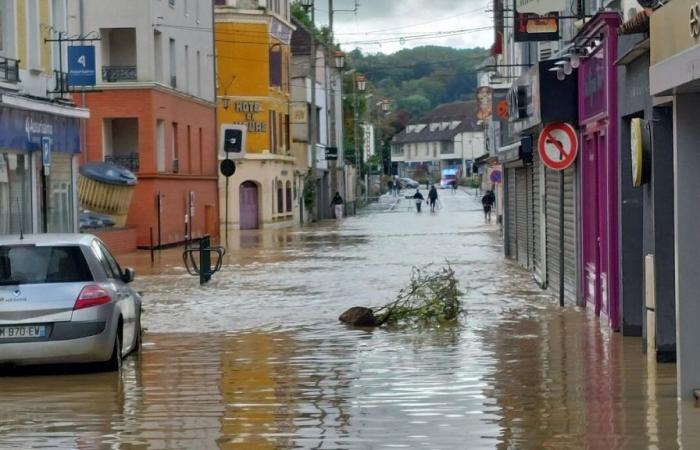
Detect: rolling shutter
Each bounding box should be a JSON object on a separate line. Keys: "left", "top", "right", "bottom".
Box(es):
{"left": 516, "top": 168, "right": 528, "bottom": 267}
{"left": 507, "top": 168, "right": 517, "bottom": 259}
{"left": 533, "top": 153, "right": 545, "bottom": 283}
{"left": 526, "top": 165, "right": 535, "bottom": 271}
{"left": 545, "top": 165, "right": 577, "bottom": 304}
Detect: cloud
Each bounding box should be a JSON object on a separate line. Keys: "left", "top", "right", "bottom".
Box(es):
{"left": 317, "top": 0, "right": 493, "bottom": 54}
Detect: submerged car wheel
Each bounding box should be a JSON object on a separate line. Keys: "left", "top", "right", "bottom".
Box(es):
{"left": 102, "top": 332, "right": 122, "bottom": 372}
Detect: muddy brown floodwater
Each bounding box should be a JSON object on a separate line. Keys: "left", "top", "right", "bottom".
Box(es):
{"left": 2, "top": 191, "right": 700, "bottom": 449}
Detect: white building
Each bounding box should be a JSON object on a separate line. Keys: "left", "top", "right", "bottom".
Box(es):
{"left": 391, "top": 101, "right": 485, "bottom": 181}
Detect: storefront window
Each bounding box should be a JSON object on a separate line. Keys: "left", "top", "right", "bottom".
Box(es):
{"left": 0, "top": 153, "right": 33, "bottom": 235}
{"left": 46, "top": 153, "right": 74, "bottom": 232}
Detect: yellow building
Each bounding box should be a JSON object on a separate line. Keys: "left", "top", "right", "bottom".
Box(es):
{"left": 215, "top": 1, "right": 300, "bottom": 232}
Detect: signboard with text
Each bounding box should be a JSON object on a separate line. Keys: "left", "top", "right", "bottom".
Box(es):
{"left": 67, "top": 46, "right": 96, "bottom": 87}
{"left": 514, "top": 0, "right": 560, "bottom": 42}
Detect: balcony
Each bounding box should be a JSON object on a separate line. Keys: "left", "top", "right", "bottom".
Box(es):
{"left": 105, "top": 152, "right": 140, "bottom": 172}
{"left": 102, "top": 66, "right": 137, "bottom": 82}
{"left": 0, "top": 56, "right": 20, "bottom": 83}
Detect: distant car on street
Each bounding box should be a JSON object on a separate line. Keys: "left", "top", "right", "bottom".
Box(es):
{"left": 398, "top": 177, "right": 420, "bottom": 189}
{"left": 440, "top": 168, "right": 459, "bottom": 189}
{"left": 0, "top": 234, "right": 142, "bottom": 371}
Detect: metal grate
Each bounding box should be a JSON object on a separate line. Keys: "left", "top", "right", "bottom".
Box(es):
{"left": 102, "top": 66, "right": 137, "bottom": 82}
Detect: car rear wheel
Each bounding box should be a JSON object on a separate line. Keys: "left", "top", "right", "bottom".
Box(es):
{"left": 102, "top": 332, "right": 122, "bottom": 372}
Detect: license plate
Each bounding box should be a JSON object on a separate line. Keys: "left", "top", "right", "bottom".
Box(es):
{"left": 0, "top": 325, "right": 46, "bottom": 339}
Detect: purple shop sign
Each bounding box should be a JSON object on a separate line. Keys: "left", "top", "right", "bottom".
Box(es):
{"left": 580, "top": 47, "right": 607, "bottom": 120}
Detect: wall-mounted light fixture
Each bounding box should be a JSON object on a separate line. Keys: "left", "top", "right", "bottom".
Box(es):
{"left": 222, "top": 97, "right": 230, "bottom": 110}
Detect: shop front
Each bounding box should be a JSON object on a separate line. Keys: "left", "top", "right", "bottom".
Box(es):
{"left": 576, "top": 12, "right": 621, "bottom": 330}
{"left": 650, "top": 0, "right": 700, "bottom": 398}
{"left": 0, "top": 101, "right": 84, "bottom": 236}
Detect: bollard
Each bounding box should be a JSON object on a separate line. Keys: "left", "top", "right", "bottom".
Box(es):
{"left": 200, "top": 235, "right": 211, "bottom": 285}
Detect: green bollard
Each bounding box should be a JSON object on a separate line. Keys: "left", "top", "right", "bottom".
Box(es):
{"left": 200, "top": 235, "right": 211, "bottom": 285}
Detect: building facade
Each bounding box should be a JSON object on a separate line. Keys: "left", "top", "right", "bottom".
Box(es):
{"left": 216, "top": 0, "right": 297, "bottom": 231}
{"left": 0, "top": 0, "right": 88, "bottom": 236}
{"left": 69, "top": 0, "right": 218, "bottom": 249}
{"left": 390, "top": 102, "right": 485, "bottom": 183}
{"left": 290, "top": 18, "right": 349, "bottom": 221}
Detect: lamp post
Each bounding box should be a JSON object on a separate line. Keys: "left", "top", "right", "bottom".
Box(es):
{"left": 354, "top": 74, "right": 366, "bottom": 206}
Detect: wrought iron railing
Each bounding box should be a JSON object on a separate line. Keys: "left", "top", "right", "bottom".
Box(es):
{"left": 52, "top": 70, "right": 68, "bottom": 94}
{"left": 0, "top": 56, "right": 20, "bottom": 83}
{"left": 105, "top": 153, "right": 140, "bottom": 172}
{"left": 102, "top": 65, "right": 137, "bottom": 82}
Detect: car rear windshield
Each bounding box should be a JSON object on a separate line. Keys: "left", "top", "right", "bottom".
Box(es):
{"left": 0, "top": 245, "right": 93, "bottom": 285}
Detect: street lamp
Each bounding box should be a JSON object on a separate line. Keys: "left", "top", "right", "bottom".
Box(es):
{"left": 299, "top": 0, "right": 314, "bottom": 10}
{"left": 356, "top": 75, "right": 367, "bottom": 92}
{"left": 380, "top": 99, "right": 391, "bottom": 113}
{"left": 334, "top": 51, "right": 346, "bottom": 70}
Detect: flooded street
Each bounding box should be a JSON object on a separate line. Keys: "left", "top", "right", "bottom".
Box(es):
{"left": 2, "top": 190, "right": 700, "bottom": 449}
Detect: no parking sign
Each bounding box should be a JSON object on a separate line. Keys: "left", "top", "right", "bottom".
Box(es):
{"left": 537, "top": 122, "right": 578, "bottom": 171}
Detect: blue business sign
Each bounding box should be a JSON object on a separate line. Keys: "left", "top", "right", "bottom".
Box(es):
{"left": 0, "top": 107, "right": 81, "bottom": 154}
{"left": 67, "top": 45, "right": 96, "bottom": 87}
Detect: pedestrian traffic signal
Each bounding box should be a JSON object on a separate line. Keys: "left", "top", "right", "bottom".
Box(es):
{"left": 219, "top": 124, "right": 246, "bottom": 160}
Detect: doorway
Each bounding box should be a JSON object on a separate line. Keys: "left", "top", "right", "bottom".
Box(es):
{"left": 239, "top": 181, "right": 259, "bottom": 230}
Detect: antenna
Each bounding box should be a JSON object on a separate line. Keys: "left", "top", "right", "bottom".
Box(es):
{"left": 16, "top": 196, "right": 23, "bottom": 240}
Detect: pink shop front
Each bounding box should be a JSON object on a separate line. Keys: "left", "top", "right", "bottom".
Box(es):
{"left": 576, "top": 13, "right": 621, "bottom": 330}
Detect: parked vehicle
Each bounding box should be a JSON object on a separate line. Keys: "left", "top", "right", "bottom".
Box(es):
{"left": 399, "top": 177, "right": 420, "bottom": 189}
{"left": 440, "top": 168, "right": 460, "bottom": 189}
{"left": 0, "top": 234, "right": 142, "bottom": 371}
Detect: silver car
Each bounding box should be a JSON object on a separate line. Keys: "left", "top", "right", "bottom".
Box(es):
{"left": 0, "top": 234, "right": 142, "bottom": 371}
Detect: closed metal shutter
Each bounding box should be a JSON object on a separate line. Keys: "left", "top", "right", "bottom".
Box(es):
{"left": 533, "top": 154, "right": 545, "bottom": 283}
{"left": 545, "top": 165, "right": 577, "bottom": 304}
{"left": 526, "top": 165, "right": 534, "bottom": 271}
{"left": 507, "top": 168, "right": 517, "bottom": 259}
{"left": 563, "top": 165, "right": 577, "bottom": 304}
{"left": 545, "top": 168, "right": 561, "bottom": 295}
{"left": 516, "top": 168, "right": 528, "bottom": 267}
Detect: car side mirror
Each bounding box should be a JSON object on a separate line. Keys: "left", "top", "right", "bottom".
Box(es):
{"left": 122, "top": 267, "right": 135, "bottom": 284}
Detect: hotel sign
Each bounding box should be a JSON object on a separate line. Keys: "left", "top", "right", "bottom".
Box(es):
{"left": 234, "top": 101, "right": 266, "bottom": 133}
{"left": 651, "top": 0, "right": 700, "bottom": 65}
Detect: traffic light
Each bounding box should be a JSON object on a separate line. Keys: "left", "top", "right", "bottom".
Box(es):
{"left": 219, "top": 124, "right": 246, "bottom": 160}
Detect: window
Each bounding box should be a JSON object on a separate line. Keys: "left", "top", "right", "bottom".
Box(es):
{"left": 278, "top": 112, "right": 283, "bottom": 152}
{"left": 154, "top": 30, "right": 163, "bottom": 83}
{"left": 196, "top": 0, "right": 200, "bottom": 22}
{"left": 184, "top": 45, "right": 189, "bottom": 92}
{"left": 184, "top": 0, "right": 189, "bottom": 16}
{"left": 196, "top": 50, "right": 201, "bottom": 96}
{"left": 172, "top": 122, "right": 179, "bottom": 171}
{"left": 285, "top": 114, "right": 290, "bottom": 152}
{"left": 169, "top": 38, "right": 176, "bottom": 88}
{"left": 0, "top": 153, "right": 33, "bottom": 235}
{"left": 285, "top": 181, "right": 292, "bottom": 212}
{"left": 46, "top": 153, "right": 74, "bottom": 232}
{"left": 156, "top": 120, "right": 166, "bottom": 172}
{"left": 169, "top": 0, "right": 175, "bottom": 7}
{"left": 0, "top": 246, "right": 92, "bottom": 285}
{"left": 187, "top": 125, "right": 192, "bottom": 173}
{"left": 277, "top": 181, "right": 283, "bottom": 213}
{"left": 97, "top": 241, "right": 122, "bottom": 279}
{"left": 269, "top": 111, "right": 276, "bottom": 153}
{"left": 26, "top": 0, "right": 40, "bottom": 70}
{"left": 91, "top": 241, "right": 118, "bottom": 280}
{"left": 269, "top": 47, "right": 282, "bottom": 87}
{"left": 198, "top": 128, "right": 203, "bottom": 174}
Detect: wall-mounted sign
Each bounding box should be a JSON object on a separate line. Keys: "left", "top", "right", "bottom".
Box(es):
{"left": 476, "top": 86, "right": 493, "bottom": 122}
{"left": 219, "top": 124, "right": 247, "bottom": 160}
{"left": 514, "top": 0, "right": 560, "bottom": 42}
{"left": 537, "top": 122, "right": 579, "bottom": 170}
{"left": 691, "top": 3, "right": 700, "bottom": 38}
{"left": 67, "top": 46, "right": 96, "bottom": 87}
{"left": 270, "top": 18, "right": 293, "bottom": 45}
{"left": 291, "top": 104, "right": 307, "bottom": 124}
{"left": 580, "top": 49, "right": 607, "bottom": 121}
{"left": 233, "top": 102, "right": 266, "bottom": 133}
{"left": 325, "top": 147, "right": 338, "bottom": 161}
{"left": 490, "top": 169, "right": 503, "bottom": 184}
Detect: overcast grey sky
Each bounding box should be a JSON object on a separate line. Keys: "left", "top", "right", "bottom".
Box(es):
{"left": 311, "top": 0, "right": 494, "bottom": 54}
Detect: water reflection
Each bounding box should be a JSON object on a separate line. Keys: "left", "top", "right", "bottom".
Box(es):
{"left": 1, "top": 193, "right": 698, "bottom": 449}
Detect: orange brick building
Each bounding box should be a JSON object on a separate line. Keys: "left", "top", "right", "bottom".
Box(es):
{"left": 78, "top": 88, "right": 218, "bottom": 248}
{"left": 73, "top": 0, "right": 218, "bottom": 249}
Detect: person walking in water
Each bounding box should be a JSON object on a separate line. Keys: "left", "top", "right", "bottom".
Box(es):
{"left": 481, "top": 190, "right": 495, "bottom": 223}
{"left": 330, "top": 192, "right": 344, "bottom": 220}
{"left": 428, "top": 185, "right": 439, "bottom": 213}
{"left": 413, "top": 188, "right": 425, "bottom": 213}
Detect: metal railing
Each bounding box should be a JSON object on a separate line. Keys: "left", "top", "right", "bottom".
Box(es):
{"left": 0, "top": 56, "right": 20, "bottom": 83}
{"left": 102, "top": 65, "right": 137, "bottom": 82}
{"left": 105, "top": 153, "right": 140, "bottom": 172}
{"left": 52, "top": 70, "right": 68, "bottom": 94}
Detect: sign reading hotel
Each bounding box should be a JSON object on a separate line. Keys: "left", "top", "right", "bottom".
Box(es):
{"left": 234, "top": 102, "right": 266, "bottom": 133}
{"left": 514, "top": 0, "right": 562, "bottom": 42}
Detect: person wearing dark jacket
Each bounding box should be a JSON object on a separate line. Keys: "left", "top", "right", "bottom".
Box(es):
{"left": 331, "top": 192, "right": 344, "bottom": 220}
{"left": 413, "top": 189, "right": 425, "bottom": 213}
{"left": 428, "top": 186, "right": 439, "bottom": 212}
{"left": 481, "top": 190, "right": 496, "bottom": 223}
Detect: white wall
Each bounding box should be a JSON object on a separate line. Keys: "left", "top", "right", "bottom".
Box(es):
{"left": 69, "top": 0, "right": 214, "bottom": 102}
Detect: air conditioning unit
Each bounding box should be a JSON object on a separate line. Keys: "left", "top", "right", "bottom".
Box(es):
{"left": 538, "top": 41, "right": 559, "bottom": 61}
